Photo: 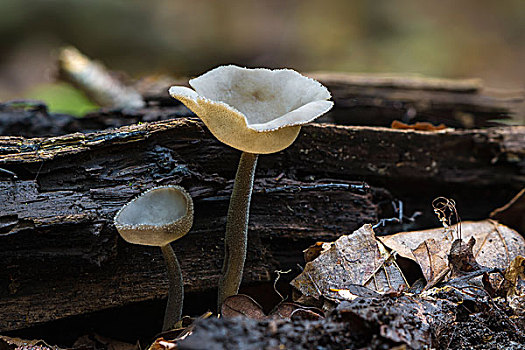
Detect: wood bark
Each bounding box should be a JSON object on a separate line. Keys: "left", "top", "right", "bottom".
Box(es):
{"left": 0, "top": 118, "right": 382, "bottom": 332}
{"left": 138, "top": 73, "right": 524, "bottom": 128}
{"left": 1, "top": 72, "right": 522, "bottom": 139}
{"left": 0, "top": 118, "right": 523, "bottom": 331}
{"left": 307, "top": 73, "right": 524, "bottom": 128}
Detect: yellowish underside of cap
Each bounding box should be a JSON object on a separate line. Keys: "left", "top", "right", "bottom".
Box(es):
{"left": 175, "top": 95, "right": 301, "bottom": 154}
{"left": 117, "top": 215, "right": 193, "bottom": 247}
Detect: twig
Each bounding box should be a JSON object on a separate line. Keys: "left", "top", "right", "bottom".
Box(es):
{"left": 273, "top": 269, "right": 291, "bottom": 301}
{"left": 372, "top": 199, "right": 422, "bottom": 229}
{"left": 0, "top": 168, "right": 18, "bottom": 179}
{"left": 261, "top": 183, "right": 369, "bottom": 194}
{"left": 440, "top": 267, "right": 503, "bottom": 286}
{"left": 201, "top": 183, "right": 370, "bottom": 202}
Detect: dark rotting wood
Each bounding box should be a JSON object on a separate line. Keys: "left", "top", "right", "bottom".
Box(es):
{"left": 0, "top": 113, "right": 523, "bottom": 331}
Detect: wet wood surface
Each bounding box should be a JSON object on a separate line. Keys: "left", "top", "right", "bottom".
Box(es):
{"left": 0, "top": 118, "right": 383, "bottom": 331}
{"left": 308, "top": 73, "right": 524, "bottom": 128}
{"left": 0, "top": 105, "right": 524, "bottom": 331}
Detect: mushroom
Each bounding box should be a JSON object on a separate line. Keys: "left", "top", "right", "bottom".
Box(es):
{"left": 114, "top": 185, "right": 193, "bottom": 331}
{"left": 169, "top": 65, "right": 333, "bottom": 308}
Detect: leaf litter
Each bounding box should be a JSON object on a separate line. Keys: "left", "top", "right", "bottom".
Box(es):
{"left": 10, "top": 197, "right": 524, "bottom": 349}
{"left": 221, "top": 294, "right": 324, "bottom": 321}
{"left": 290, "top": 224, "right": 408, "bottom": 304}
{"left": 379, "top": 220, "right": 525, "bottom": 287}
{"left": 165, "top": 202, "right": 525, "bottom": 349}
{"left": 99, "top": 203, "right": 525, "bottom": 350}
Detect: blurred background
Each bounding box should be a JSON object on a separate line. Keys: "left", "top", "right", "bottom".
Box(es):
{"left": 1, "top": 0, "right": 524, "bottom": 115}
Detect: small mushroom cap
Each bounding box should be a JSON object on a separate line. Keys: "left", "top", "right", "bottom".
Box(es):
{"left": 114, "top": 186, "right": 193, "bottom": 247}
{"left": 169, "top": 65, "right": 333, "bottom": 154}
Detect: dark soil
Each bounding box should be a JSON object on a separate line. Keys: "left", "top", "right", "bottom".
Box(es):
{"left": 175, "top": 292, "right": 525, "bottom": 350}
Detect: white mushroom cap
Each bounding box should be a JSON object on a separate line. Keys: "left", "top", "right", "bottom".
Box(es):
{"left": 114, "top": 186, "right": 194, "bottom": 247}
{"left": 169, "top": 65, "right": 333, "bottom": 154}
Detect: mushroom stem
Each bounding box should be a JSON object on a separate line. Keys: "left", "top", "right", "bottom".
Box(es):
{"left": 160, "top": 244, "right": 184, "bottom": 331}
{"left": 218, "top": 151, "right": 258, "bottom": 309}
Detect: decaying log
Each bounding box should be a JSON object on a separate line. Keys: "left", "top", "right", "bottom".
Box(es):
{"left": 0, "top": 116, "right": 524, "bottom": 332}
{"left": 0, "top": 118, "right": 383, "bottom": 332}
{"left": 0, "top": 100, "right": 193, "bottom": 137}
{"left": 140, "top": 73, "right": 524, "bottom": 128}
{"left": 1, "top": 72, "right": 523, "bottom": 139}
{"left": 1, "top": 118, "right": 523, "bottom": 187}
{"left": 308, "top": 73, "right": 524, "bottom": 128}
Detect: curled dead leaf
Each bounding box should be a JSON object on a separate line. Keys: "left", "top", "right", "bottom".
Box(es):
{"left": 379, "top": 220, "right": 525, "bottom": 286}
{"left": 412, "top": 238, "right": 449, "bottom": 286}
{"left": 291, "top": 224, "right": 407, "bottom": 304}
{"left": 290, "top": 308, "right": 324, "bottom": 321}
{"left": 221, "top": 295, "right": 325, "bottom": 322}
{"left": 504, "top": 255, "right": 525, "bottom": 316}
{"left": 221, "top": 294, "right": 266, "bottom": 320}
{"left": 149, "top": 338, "right": 177, "bottom": 350}
{"left": 329, "top": 284, "right": 381, "bottom": 302}
{"left": 448, "top": 237, "right": 481, "bottom": 277}
{"left": 303, "top": 242, "right": 332, "bottom": 263}
{"left": 268, "top": 302, "right": 324, "bottom": 320}
{"left": 0, "top": 336, "right": 57, "bottom": 350}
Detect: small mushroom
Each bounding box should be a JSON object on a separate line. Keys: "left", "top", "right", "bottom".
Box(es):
{"left": 114, "top": 185, "right": 193, "bottom": 331}
{"left": 169, "top": 65, "right": 333, "bottom": 154}
{"left": 169, "top": 65, "right": 333, "bottom": 308}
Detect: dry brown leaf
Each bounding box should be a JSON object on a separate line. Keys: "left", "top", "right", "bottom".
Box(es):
{"left": 148, "top": 338, "right": 177, "bottom": 350}
{"left": 221, "top": 297, "right": 324, "bottom": 322}
{"left": 504, "top": 255, "right": 525, "bottom": 316}
{"left": 268, "top": 302, "right": 324, "bottom": 320}
{"left": 329, "top": 284, "right": 381, "bottom": 302}
{"left": 412, "top": 238, "right": 449, "bottom": 286}
{"left": 0, "top": 336, "right": 57, "bottom": 350}
{"left": 289, "top": 309, "right": 324, "bottom": 321}
{"left": 291, "top": 224, "right": 407, "bottom": 302}
{"left": 303, "top": 242, "right": 332, "bottom": 263}
{"left": 379, "top": 220, "right": 525, "bottom": 283}
{"left": 220, "top": 294, "right": 266, "bottom": 320}
{"left": 267, "top": 302, "right": 304, "bottom": 318}
{"left": 448, "top": 237, "right": 482, "bottom": 278}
